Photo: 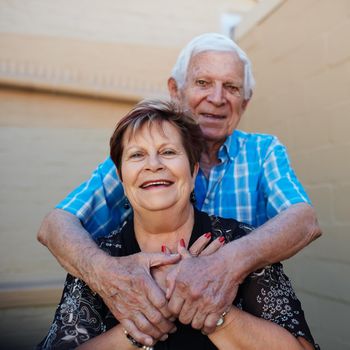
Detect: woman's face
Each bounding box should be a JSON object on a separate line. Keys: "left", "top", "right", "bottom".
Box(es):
{"left": 120, "top": 121, "right": 198, "bottom": 213}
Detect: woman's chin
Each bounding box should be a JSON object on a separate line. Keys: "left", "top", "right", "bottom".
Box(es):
{"left": 136, "top": 197, "right": 185, "bottom": 213}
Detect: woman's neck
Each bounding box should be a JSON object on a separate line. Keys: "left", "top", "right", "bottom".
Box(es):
{"left": 133, "top": 203, "right": 195, "bottom": 253}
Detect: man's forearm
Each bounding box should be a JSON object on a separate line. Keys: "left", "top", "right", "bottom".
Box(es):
{"left": 223, "top": 203, "right": 322, "bottom": 283}
{"left": 37, "top": 208, "right": 107, "bottom": 282}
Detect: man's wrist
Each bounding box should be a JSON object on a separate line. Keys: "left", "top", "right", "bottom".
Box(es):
{"left": 80, "top": 248, "right": 112, "bottom": 293}
{"left": 221, "top": 239, "right": 261, "bottom": 283}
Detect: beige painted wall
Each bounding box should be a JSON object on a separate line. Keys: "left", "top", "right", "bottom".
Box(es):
{"left": 239, "top": 1, "right": 350, "bottom": 349}
{"left": 0, "top": 88, "right": 135, "bottom": 284}
{"left": 0, "top": 0, "right": 257, "bottom": 47}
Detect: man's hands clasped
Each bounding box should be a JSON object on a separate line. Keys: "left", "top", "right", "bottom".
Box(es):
{"left": 166, "top": 235, "right": 239, "bottom": 335}
{"left": 93, "top": 234, "right": 240, "bottom": 346}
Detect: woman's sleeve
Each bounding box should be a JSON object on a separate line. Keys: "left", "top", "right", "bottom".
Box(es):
{"left": 36, "top": 274, "right": 110, "bottom": 349}
{"left": 235, "top": 263, "right": 319, "bottom": 348}
{"left": 36, "top": 230, "right": 124, "bottom": 349}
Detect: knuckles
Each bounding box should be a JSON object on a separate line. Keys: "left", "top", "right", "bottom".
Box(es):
{"left": 153, "top": 297, "right": 167, "bottom": 310}
{"left": 148, "top": 311, "right": 163, "bottom": 325}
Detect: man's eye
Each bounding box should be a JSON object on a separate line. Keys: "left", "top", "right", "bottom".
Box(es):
{"left": 226, "top": 84, "right": 241, "bottom": 96}
{"left": 196, "top": 79, "right": 208, "bottom": 87}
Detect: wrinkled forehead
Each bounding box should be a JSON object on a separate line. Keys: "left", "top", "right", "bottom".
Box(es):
{"left": 187, "top": 50, "right": 244, "bottom": 77}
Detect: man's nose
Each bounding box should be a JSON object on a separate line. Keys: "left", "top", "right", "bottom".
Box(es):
{"left": 207, "top": 84, "right": 225, "bottom": 106}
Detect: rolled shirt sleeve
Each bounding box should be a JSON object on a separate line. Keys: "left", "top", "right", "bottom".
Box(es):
{"left": 259, "top": 136, "right": 311, "bottom": 219}
{"left": 56, "top": 157, "right": 130, "bottom": 239}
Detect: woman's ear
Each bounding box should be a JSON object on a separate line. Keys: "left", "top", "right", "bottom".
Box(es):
{"left": 167, "top": 77, "right": 181, "bottom": 102}
{"left": 192, "top": 162, "right": 199, "bottom": 180}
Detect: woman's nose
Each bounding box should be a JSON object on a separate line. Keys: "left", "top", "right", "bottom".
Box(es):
{"left": 207, "top": 84, "right": 225, "bottom": 106}
{"left": 145, "top": 154, "right": 164, "bottom": 171}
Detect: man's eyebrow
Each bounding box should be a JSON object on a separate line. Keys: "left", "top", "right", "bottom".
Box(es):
{"left": 224, "top": 81, "right": 243, "bottom": 85}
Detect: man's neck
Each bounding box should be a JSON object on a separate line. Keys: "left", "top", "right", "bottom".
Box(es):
{"left": 200, "top": 140, "right": 224, "bottom": 178}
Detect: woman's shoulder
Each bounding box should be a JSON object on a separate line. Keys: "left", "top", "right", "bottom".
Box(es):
{"left": 96, "top": 220, "right": 128, "bottom": 256}
{"left": 209, "top": 214, "right": 255, "bottom": 242}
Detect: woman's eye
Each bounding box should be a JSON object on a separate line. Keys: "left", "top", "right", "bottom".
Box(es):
{"left": 162, "top": 149, "right": 176, "bottom": 156}
{"left": 129, "top": 152, "right": 143, "bottom": 159}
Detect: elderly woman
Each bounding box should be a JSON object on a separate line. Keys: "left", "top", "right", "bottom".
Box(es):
{"left": 38, "top": 100, "right": 318, "bottom": 350}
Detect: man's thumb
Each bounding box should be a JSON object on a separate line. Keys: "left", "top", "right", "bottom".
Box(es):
{"left": 148, "top": 252, "right": 180, "bottom": 268}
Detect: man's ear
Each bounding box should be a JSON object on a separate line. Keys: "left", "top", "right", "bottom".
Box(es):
{"left": 167, "top": 77, "right": 180, "bottom": 101}
{"left": 241, "top": 98, "right": 251, "bottom": 113}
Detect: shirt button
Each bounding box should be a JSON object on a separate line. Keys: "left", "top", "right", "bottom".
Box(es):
{"left": 204, "top": 198, "right": 209, "bottom": 204}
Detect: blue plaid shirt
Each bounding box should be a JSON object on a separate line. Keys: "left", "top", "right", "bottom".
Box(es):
{"left": 57, "top": 130, "right": 310, "bottom": 239}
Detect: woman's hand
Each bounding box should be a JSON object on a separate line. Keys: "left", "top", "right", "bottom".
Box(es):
{"left": 151, "top": 233, "right": 225, "bottom": 293}
{"left": 190, "top": 233, "right": 226, "bottom": 257}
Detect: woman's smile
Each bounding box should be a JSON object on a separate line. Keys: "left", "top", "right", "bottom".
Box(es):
{"left": 139, "top": 179, "right": 174, "bottom": 189}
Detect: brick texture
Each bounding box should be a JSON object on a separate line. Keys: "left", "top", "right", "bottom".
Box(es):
{"left": 239, "top": 0, "right": 350, "bottom": 347}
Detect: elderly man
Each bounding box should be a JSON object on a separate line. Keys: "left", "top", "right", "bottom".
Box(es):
{"left": 38, "top": 33, "right": 321, "bottom": 347}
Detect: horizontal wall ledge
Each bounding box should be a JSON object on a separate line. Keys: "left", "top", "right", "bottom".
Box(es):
{"left": 0, "top": 79, "right": 143, "bottom": 104}
{"left": 0, "top": 280, "right": 64, "bottom": 309}
{"left": 0, "top": 33, "right": 174, "bottom": 104}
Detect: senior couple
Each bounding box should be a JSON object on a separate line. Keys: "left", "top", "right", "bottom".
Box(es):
{"left": 38, "top": 33, "right": 321, "bottom": 349}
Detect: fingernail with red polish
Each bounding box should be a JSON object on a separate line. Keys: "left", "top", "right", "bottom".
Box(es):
{"left": 204, "top": 232, "right": 212, "bottom": 239}
{"left": 161, "top": 244, "right": 166, "bottom": 253}
{"left": 180, "top": 238, "right": 186, "bottom": 247}
{"left": 219, "top": 236, "right": 225, "bottom": 243}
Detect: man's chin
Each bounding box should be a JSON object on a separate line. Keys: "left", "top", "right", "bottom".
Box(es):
{"left": 202, "top": 133, "right": 227, "bottom": 145}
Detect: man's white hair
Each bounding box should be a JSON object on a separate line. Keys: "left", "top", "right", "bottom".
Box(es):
{"left": 171, "top": 33, "right": 255, "bottom": 100}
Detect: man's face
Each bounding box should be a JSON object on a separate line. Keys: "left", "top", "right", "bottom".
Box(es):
{"left": 170, "top": 51, "right": 249, "bottom": 144}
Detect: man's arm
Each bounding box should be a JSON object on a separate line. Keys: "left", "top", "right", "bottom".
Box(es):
{"left": 38, "top": 209, "right": 100, "bottom": 279}
{"left": 37, "top": 209, "right": 179, "bottom": 346}
{"left": 226, "top": 202, "right": 321, "bottom": 281}
{"left": 167, "top": 202, "right": 321, "bottom": 334}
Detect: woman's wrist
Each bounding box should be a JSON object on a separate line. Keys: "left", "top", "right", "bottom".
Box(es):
{"left": 124, "top": 330, "right": 154, "bottom": 349}
{"left": 210, "top": 307, "right": 237, "bottom": 335}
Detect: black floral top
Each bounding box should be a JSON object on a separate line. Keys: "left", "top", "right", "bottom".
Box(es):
{"left": 37, "top": 209, "right": 319, "bottom": 349}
